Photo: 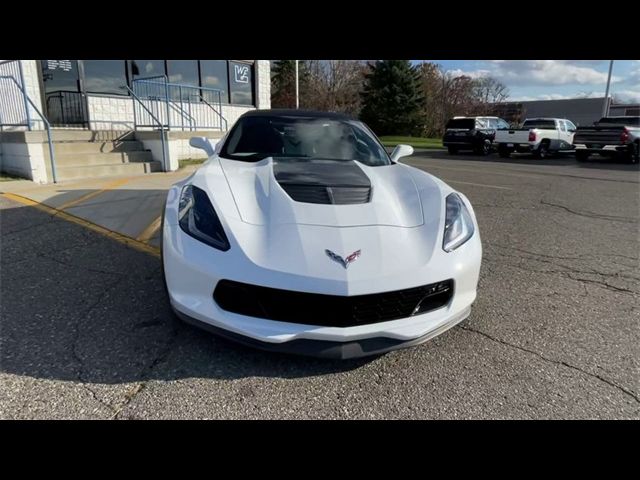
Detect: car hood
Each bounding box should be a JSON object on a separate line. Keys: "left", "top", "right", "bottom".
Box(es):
{"left": 218, "top": 156, "right": 425, "bottom": 228}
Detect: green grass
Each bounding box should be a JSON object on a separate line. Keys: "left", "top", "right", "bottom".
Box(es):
{"left": 379, "top": 136, "right": 443, "bottom": 149}
{"left": 178, "top": 158, "right": 207, "bottom": 169}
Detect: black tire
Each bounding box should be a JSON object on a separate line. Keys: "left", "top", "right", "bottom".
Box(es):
{"left": 628, "top": 142, "right": 639, "bottom": 164}
{"left": 534, "top": 141, "right": 550, "bottom": 159}
{"left": 498, "top": 146, "right": 511, "bottom": 158}
{"left": 447, "top": 146, "right": 458, "bottom": 155}
{"left": 575, "top": 150, "right": 589, "bottom": 162}
{"left": 475, "top": 139, "right": 492, "bottom": 156}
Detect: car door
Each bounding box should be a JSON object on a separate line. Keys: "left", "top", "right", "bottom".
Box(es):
{"left": 564, "top": 120, "right": 577, "bottom": 146}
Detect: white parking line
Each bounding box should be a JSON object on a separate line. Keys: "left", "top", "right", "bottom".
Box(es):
{"left": 444, "top": 179, "right": 512, "bottom": 190}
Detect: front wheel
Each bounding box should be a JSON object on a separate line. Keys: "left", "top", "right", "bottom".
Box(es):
{"left": 475, "top": 139, "right": 492, "bottom": 156}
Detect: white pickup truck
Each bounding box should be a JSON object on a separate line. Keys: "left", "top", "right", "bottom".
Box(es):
{"left": 495, "top": 118, "right": 576, "bottom": 158}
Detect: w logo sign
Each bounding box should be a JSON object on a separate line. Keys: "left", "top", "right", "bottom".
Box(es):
{"left": 234, "top": 65, "right": 249, "bottom": 84}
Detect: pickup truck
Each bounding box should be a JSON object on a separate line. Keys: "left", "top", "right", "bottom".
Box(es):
{"left": 495, "top": 118, "right": 576, "bottom": 159}
{"left": 573, "top": 116, "right": 640, "bottom": 164}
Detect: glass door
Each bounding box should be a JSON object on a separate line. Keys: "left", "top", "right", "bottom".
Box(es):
{"left": 40, "top": 60, "right": 89, "bottom": 127}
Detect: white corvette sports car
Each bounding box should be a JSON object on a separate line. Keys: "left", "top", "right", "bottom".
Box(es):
{"left": 161, "top": 110, "right": 482, "bottom": 359}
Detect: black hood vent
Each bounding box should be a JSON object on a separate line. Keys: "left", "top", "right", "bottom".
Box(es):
{"left": 274, "top": 158, "right": 372, "bottom": 205}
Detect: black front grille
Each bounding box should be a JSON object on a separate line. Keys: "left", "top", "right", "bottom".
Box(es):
{"left": 281, "top": 184, "right": 371, "bottom": 205}
{"left": 213, "top": 279, "right": 454, "bottom": 327}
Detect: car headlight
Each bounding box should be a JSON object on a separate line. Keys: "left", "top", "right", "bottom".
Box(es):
{"left": 178, "top": 184, "right": 230, "bottom": 251}
{"left": 443, "top": 193, "right": 475, "bottom": 252}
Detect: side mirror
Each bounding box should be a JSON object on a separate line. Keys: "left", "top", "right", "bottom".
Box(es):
{"left": 189, "top": 136, "right": 214, "bottom": 156}
{"left": 390, "top": 144, "right": 414, "bottom": 163}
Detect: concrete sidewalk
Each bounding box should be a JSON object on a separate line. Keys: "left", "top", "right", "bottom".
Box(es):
{"left": 0, "top": 166, "right": 199, "bottom": 247}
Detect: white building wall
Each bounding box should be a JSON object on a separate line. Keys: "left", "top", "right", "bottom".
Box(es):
{"left": 21, "top": 60, "right": 45, "bottom": 130}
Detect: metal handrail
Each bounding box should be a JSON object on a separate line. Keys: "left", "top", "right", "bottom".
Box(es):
{"left": 125, "top": 86, "right": 168, "bottom": 172}
{"left": 132, "top": 75, "right": 227, "bottom": 131}
{"left": 0, "top": 74, "right": 57, "bottom": 183}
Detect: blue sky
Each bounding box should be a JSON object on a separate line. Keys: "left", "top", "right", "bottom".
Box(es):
{"left": 411, "top": 60, "right": 640, "bottom": 103}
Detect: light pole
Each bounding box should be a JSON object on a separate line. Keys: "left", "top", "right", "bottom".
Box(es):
{"left": 295, "top": 60, "right": 299, "bottom": 109}
{"left": 602, "top": 60, "right": 614, "bottom": 117}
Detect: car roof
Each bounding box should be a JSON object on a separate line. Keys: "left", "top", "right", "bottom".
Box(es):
{"left": 524, "top": 117, "right": 563, "bottom": 121}
{"left": 240, "top": 109, "right": 354, "bottom": 121}
{"left": 450, "top": 116, "right": 502, "bottom": 120}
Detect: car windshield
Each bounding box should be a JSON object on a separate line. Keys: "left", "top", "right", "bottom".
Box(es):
{"left": 446, "top": 118, "right": 476, "bottom": 129}
{"left": 220, "top": 115, "right": 391, "bottom": 166}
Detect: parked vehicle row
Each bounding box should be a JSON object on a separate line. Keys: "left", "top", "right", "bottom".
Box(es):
{"left": 442, "top": 115, "right": 640, "bottom": 164}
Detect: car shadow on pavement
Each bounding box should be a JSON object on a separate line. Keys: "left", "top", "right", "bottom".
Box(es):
{"left": 0, "top": 195, "right": 374, "bottom": 387}
{"left": 410, "top": 149, "right": 640, "bottom": 170}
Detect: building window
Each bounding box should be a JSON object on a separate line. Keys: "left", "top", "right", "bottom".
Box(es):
{"left": 129, "top": 60, "right": 165, "bottom": 80}
{"left": 199, "top": 60, "right": 229, "bottom": 104}
{"left": 229, "top": 61, "right": 254, "bottom": 106}
{"left": 167, "top": 60, "right": 199, "bottom": 86}
{"left": 82, "top": 60, "right": 128, "bottom": 95}
{"left": 166, "top": 60, "right": 200, "bottom": 101}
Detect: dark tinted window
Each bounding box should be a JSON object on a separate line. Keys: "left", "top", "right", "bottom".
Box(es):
{"left": 229, "top": 61, "right": 254, "bottom": 105}
{"left": 522, "top": 119, "right": 556, "bottom": 129}
{"left": 167, "top": 60, "right": 199, "bottom": 86}
{"left": 167, "top": 60, "right": 200, "bottom": 101}
{"left": 200, "top": 60, "right": 229, "bottom": 104}
{"left": 597, "top": 116, "right": 640, "bottom": 126}
{"left": 83, "top": 60, "right": 128, "bottom": 95}
{"left": 222, "top": 115, "right": 390, "bottom": 166}
{"left": 129, "top": 60, "right": 165, "bottom": 80}
{"left": 445, "top": 118, "right": 475, "bottom": 129}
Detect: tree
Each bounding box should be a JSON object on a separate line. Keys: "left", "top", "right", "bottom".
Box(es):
{"left": 416, "top": 61, "right": 511, "bottom": 136}
{"left": 360, "top": 60, "right": 426, "bottom": 136}
{"left": 472, "top": 77, "right": 510, "bottom": 107}
{"left": 271, "top": 60, "right": 309, "bottom": 109}
{"left": 303, "top": 60, "right": 367, "bottom": 116}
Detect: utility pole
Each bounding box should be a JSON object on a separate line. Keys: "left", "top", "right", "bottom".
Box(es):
{"left": 295, "top": 60, "right": 299, "bottom": 109}
{"left": 602, "top": 60, "right": 614, "bottom": 117}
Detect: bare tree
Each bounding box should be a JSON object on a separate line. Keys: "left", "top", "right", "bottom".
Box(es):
{"left": 302, "top": 60, "right": 367, "bottom": 115}
{"left": 417, "top": 62, "right": 510, "bottom": 136}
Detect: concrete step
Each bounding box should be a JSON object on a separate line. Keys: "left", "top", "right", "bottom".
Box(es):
{"left": 53, "top": 162, "right": 162, "bottom": 182}
{"left": 51, "top": 130, "right": 136, "bottom": 142}
{"left": 53, "top": 140, "right": 146, "bottom": 155}
{"left": 54, "top": 151, "right": 153, "bottom": 167}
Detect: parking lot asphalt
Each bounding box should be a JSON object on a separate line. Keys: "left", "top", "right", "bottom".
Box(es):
{"left": 1, "top": 150, "right": 638, "bottom": 419}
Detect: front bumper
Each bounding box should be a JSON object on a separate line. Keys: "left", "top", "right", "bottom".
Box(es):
{"left": 174, "top": 306, "right": 471, "bottom": 359}
{"left": 574, "top": 143, "right": 630, "bottom": 154}
{"left": 163, "top": 223, "right": 481, "bottom": 359}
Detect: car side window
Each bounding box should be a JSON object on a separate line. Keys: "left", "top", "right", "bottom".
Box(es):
{"left": 476, "top": 119, "right": 488, "bottom": 129}
{"left": 498, "top": 119, "right": 510, "bottom": 130}
{"left": 558, "top": 120, "right": 567, "bottom": 132}
{"left": 566, "top": 120, "right": 576, "bottom": 131}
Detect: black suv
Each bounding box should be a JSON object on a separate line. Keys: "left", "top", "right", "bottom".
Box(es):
{"left": 442, "top": 116, "right": 510, "bottom": 155}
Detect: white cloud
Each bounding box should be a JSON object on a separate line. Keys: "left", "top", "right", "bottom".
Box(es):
{"left": 447, "top": 60, "right": 621, "bottom": 86}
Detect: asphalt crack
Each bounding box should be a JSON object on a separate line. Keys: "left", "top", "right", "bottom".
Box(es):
{"left": 460, "top": 325, "right": 640, "bottom": 405}
{"left": 69, "top": 276, "right": 124, "bottom": 417}
{"left": 540, "top": 200, "right": 638, "bottom": 224}
{"left": 110, "top": 317, "right": 182, "bottom": 420}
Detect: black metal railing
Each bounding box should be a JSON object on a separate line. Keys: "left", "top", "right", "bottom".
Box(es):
{"left": 44, "top": 90, "right": 89, "bottom": 127}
